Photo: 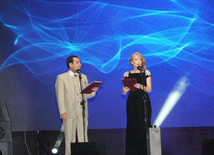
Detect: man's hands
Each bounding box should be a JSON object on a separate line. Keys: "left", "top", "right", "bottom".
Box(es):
{"left": 92, "top": 87, "right": 99, "bottom": 92}
{"left": 61, "top": 113, "right": 68, "bottom": 122}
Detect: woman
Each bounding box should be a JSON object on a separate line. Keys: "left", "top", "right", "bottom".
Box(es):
{"left": 121, "top": 52, "right": 152, "bottom": 155}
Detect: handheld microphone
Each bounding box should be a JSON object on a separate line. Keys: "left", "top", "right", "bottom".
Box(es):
{"left": 137, "top": 66, "right": 142, "bottom": 70}
{"left": 76, "top": 69, "right": 81, "bottom": 74}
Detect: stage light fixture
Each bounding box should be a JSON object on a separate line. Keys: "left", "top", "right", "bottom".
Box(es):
{"left": 48, "top": 126, "right": 64, "bottom": 155}
{"left": 50, "top": 147, "right": 58, "bottom": 154}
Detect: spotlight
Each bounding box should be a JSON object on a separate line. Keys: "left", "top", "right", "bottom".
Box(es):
{"left": 47, "top": 126, "right": 64, "bottom": 155}
{"left": 49, "top": 147, "right": 58, "bottom": 154}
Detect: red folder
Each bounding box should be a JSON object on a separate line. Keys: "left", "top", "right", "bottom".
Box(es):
{"left": 122, "top": 78, "right": 140, "bottom": 92}
{"left": 81, "top": 81, "right": 103, "bottom": 94}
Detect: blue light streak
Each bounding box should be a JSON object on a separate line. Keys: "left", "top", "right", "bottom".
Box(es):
{"left": 0, "top": 1, "right": 213, "bottom": 85}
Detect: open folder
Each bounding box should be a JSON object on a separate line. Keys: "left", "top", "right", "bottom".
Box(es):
{"left": 122, "top": 78, "right": 140, "bottom": 92}
{"left": 81, "top": 81, "right": 103, "bottom": 94}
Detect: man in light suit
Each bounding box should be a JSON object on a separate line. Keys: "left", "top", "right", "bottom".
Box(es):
{"left": 55, "top": 56, "right": 98, "bottom": 155}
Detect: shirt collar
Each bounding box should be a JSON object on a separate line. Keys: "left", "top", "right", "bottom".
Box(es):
{"left": 69, "top": 70, "right": 78, "bottom": 77}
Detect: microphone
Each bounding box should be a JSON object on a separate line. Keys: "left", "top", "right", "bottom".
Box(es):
{"left": 76, "top": 69, "right": 81, "bottom": 74}
{"left": 137, "top": 66, "right": 142, "bottom": 70}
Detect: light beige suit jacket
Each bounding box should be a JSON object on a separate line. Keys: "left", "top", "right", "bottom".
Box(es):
{"left": 55, "top": 71, "right": 95, "bottom": 119}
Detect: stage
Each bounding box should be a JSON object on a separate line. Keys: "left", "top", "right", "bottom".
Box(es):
{"left": 11, "top": 127, "right": 214, "bottom": 155}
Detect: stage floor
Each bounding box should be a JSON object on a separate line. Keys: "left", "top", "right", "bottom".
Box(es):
{"left": 11, "top": 126, "right": 214, "bottom": 155}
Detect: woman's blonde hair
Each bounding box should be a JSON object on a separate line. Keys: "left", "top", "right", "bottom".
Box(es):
{"left": 129, "top": 52, "right": 145, "bottom": 68}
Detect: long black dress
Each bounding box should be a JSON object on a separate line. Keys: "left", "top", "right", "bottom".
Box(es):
{"left": 123, "top": 70, "right": 152, "bottom": 155}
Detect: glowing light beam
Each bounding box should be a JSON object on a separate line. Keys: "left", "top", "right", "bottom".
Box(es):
{"left": 154, "top": 76, "right": 189, "bottom": 127}
{"left": 51, "top": 125, "right": 64, "bottom": 153}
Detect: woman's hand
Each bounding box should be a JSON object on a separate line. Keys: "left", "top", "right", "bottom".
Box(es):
{"left": 121, "top": 86, "right": 130, "bottom": 95}
{"left": 134, "top": 83, "right": 142, "bottom": 89}
{"left": 134, "top": 79, "right": 152, "bottom": 93}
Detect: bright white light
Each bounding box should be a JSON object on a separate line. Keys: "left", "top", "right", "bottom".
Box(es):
{"left": 51, "top": 148, "right": 58, "bottom": 154}
{"left": 54, "top": 125, "right": 64, "bottom": 149}
{"left": 154, "top": 76, "right": 189, "bottom": 127}
{"left": 50, "top": 125, "right": 64, "bottom": 155}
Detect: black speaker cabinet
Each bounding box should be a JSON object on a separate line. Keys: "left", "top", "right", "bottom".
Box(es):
{"left": 0, "top": 121, "right": 12, "bottom": 142}
{"left": 71, "top": 142, "right": 107, "bottom": 155}
{"left": 0, "top": 101, "right": 10, "bottom": 122}
{"left": 0, "top": 141, "right": 13, "bottom": 155}
{"left": 0, "top": 101, "right": 13, "bottom": 155}
{"left": 202, "top": 139, "right": 214, "bottom": 155}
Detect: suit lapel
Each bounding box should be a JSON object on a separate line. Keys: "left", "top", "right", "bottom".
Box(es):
{"left": 66, "top": 72, "right": 73, "bottom": 86}
{"left": 66, "top": 71, "right": 82, "bottom": 94}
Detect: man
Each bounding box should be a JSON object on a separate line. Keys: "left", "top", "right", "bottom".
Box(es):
{"left": 55, "top": 56, "right": 98, "bottom": 155}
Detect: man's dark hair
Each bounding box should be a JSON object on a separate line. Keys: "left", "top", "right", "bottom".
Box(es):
{"left": 66, "top": 55, "right": 78, "bottom": 69}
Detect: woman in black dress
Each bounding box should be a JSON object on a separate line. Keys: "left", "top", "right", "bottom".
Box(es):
{"left": 121, "top": 52, "right": 152, "bottom": 155}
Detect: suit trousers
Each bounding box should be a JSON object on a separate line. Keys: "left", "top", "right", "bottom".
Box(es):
{"left": 64, "top": 116, "right": 88, "bottom": 155}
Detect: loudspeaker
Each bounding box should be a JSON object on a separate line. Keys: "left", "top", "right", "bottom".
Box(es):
{"left": 0, "top": 121, "right": 12, "bottom": 141}
{"left": 0, "top": 141, "right": 13, "bottom": 155}
{"left": 149, "top": 127, "right": 162, "bottom": 155}
{"left": 71, "top": 142, "right": 107, "bottom": 155}
{"left": 0, "top": 101, "right": 10, "bottom": 122}
{"left": 202, "top": 139, "right": 214, "bottom": 155}
{"left": 0, "top": 101, "right": 13, "bottom": 155}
